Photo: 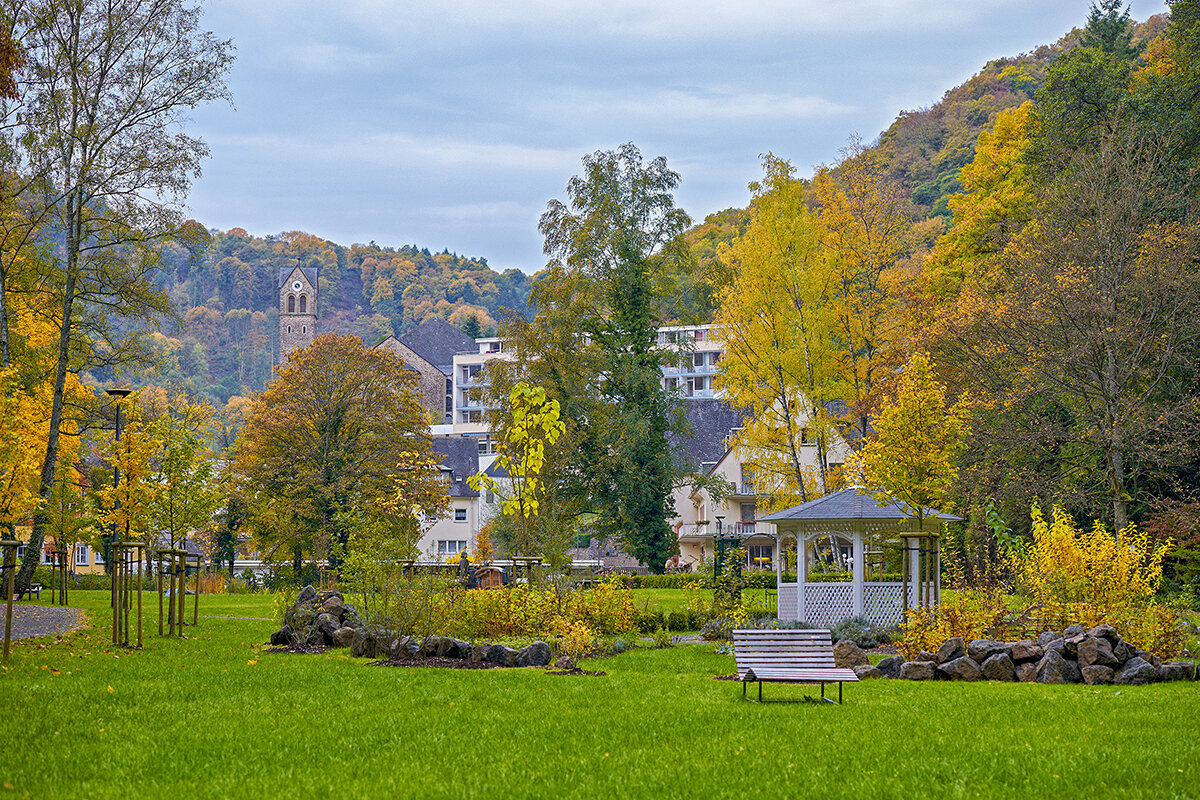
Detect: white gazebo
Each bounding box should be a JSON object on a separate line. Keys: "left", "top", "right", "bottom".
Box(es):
{"left": 757, "top": 487, "right": 963, "bottom": 627}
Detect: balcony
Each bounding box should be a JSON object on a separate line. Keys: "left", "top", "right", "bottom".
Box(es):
{"left": 734, "top": 522, "right": 756, "bottom": 536}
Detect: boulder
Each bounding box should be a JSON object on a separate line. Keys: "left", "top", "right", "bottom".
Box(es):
{"left": 331, "top": 627, "right": 356, "bottom": 648}
{"left": 967, "top": 639, "right": 1011, "bottom": 663}
{"left": 1076, "top": 636, "right": 1119, "bottom": 669}
{"left": 1159, "top": 662, "right": 1196, "bottom": 682}
{"left": 900, "top": 661, "right": 936, "bottom": 681}
{"left": 1087, "top": 624, "right": 1120, "bottom": 646}
{"left": 1038, "top": 630, "right": 1063, "bottom": 647}
{"left": 321, "top": 595, "right": 347, "bottom": 619}
{"left": 1113, "top": 639, "right": 1137, "bottom": 664}
{"left": 875, "top": 655, "right": 905, "bottom": 679}
{"left": 351, "top": 629, "right": 380, "bottom": 659}
{"left": 981, "top": 653, "right": 1016, "bottom": 682}
{"left": 853, "top": 663, "right": 883, "bottom": 680}
{"left": 485, "top": 644, "right": 518, "bottom": 667}
{"left": 1041, "top": 638, "right": 1067, "bottom": 658}
{"left": 1081, "top": 665, "right": 1115, "bottom": 685}
{"left": 1014, "top": 662, "right": 1038, "bottom": 683}
{"left": 554, "top": 655, "right": 576, "bottom": 670}
{"left": 1063, "top": 623, "right": 1086, "bottom": 638}
{"left": 1135, "top": 649, "right": 1162, "bottom": 669}
{"left": 938, "top": 656, "right": 983, "bottom": 681}
{"left": 1115, "top": 656, "right": 1159, "bottom": 685}
{"left": 438, "top": 638, "right": 472, "bottom": 660}
{"left": 296, "top": 584, "right": 317, "bottom": 605}
{"left": 1036, "top": 649, "right": 1081, "bottom": 684}
{"left": 517, "top": 641, "right": 552, "bottom": 667}
{"left": 418, "top": 636, "right": 443, "bottom": 658}
{"left": 1010, "top": 640, "right": 1044, "bottom": 664}
{"left": 935, "top": 637, "right": 965, "bottom": 664}
{"left": 833, "top": 639, "right": 869, "bottom": 668}
{"left": 917, "top": 650, "right": 938, "bottom": 663}
{"left": 315, "top": 613, "right": 339, "bottom": 637}
{"left": 269, "top": 625, "right": 293, "bottom": 646}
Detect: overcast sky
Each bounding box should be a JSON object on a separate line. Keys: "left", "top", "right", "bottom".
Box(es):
{"left": 186, "top": 0, "right": 1168, "bottom": 273}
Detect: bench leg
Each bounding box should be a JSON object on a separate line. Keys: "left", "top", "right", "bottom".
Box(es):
{"left": 743, "top": 680, "right": 747, "bottom": 699}
{"left": 758, "top": 681, "right": 762, "bottom": 703}
{"left": 839, "top": 682, "right": 843, "bottom": 705}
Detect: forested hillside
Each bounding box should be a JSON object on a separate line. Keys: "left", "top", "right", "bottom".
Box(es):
{"left": 149, "top": 227, "right": 532, "bottom": 402}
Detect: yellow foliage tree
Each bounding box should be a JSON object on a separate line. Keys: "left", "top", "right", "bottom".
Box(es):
{"left": 715, "top": 154, "right": 841, "bottom": 507}
{"left": 856, "top": 350, "right": 969, "bottom": 528}
{"left": 94, "top": 394, "right": 158, "bottom": 543}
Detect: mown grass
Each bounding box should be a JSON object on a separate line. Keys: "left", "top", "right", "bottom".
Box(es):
{"left": 1, "top": 590, "right": 1197, "bottom": 799}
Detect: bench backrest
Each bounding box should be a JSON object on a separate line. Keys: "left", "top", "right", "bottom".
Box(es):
{"left": 732, "top": 628, "right": 836, "bottom": 671}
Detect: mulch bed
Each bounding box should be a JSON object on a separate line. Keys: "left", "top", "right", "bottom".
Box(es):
{"left": 546, "top": 668, "right": 606, "bottom": 676}
{"left": 366, "top": 656, "right": 505, "bottom": 669}
{"left": 264, "top": 643, "right": 329, "bottom": 655}
{"left": 713, "top": 674, "right": 740, "bottom": 681}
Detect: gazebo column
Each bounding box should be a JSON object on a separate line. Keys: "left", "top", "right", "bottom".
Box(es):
{"left": 907, "top": 536, "right": 920, "bottom": 608}
{"left": 852, "top": 527, "right": 864, "bottom": 618}
{"left": 772, "top": 524, "right": 782, "bottom": 586}
{"left": 798, "top": 534, "right": 808, "bottom": 623}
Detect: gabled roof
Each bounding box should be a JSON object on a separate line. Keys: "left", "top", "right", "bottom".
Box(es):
{"left": 432, "top": 436, "right": 480, "bottom": 498}
{"left": 278, "top": 266, "right": 319, "bottom": 289}
{"left": 667, "top": 399, "right": 748, "bottom": 472}
{"left": 398, "top": 317, "right": 476, "bottom": 372}
{"left": 757, "top": 486, "right": 962, "bottom": 523}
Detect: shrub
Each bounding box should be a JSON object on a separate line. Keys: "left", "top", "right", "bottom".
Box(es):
{"left": 652, "top": 627, "right": 673, "bottom": 648}
{"left": 830, "top": 615, "right": 895, "bottom": 649}
{"left": 701, "top": 616, "right": 735, "bottom": 641}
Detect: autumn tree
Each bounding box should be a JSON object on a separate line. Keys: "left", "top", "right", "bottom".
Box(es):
{"left": 811, "top": 139, "right": 913, "bottom": 440}
{"left": 94, "top": 394, "right": 157, "bottom": 545}
{"left": 960, "top": 129, "right": 1200, "bottom": 532}
{"left": 6, "top": 0, "right": 233, "bottom": 593}
{"left": 232, "top": 334, "right": 444, "bottom": 579}
{"left": 715, "top": 154, "right": 840, "bottom": 507}
{"left": 856, "top": 350, "right": 969, "bottom": 527}
{"left": 147, "top": 391, "right": 222, "bottom": 551}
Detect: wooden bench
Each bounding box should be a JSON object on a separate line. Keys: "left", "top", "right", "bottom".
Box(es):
{"left": 732, "top": 628, "right": 859, "bottom": 704}
{"left": 18, "top": 583, "right": 42, "bottom": 601}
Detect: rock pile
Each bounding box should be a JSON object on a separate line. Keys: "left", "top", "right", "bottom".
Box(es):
{"left": 839, "top": 624, "right": 1197, "bottom": 684}
{"left": 350, "top": 630, "right": 553, "bottom": 668}
{"left": 269, "top": 586, "right": 553, "bottom": 668}
{"left": 271, "top": 586, "right": 364, "bottom": 647}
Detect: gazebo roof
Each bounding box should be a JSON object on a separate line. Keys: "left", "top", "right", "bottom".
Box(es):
{"left": 756, "top": 486, "right": 963, "bottom": 523}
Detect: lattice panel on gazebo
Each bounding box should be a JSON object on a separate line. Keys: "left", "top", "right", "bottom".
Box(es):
{"left": 803, "top": 582, "right": 853, "bottom": 627}
{"left": 863, "top": 582, "right": 906, "bottom": 626}
{"left": 777, "top": 583, "right": 798, "bottom": 622}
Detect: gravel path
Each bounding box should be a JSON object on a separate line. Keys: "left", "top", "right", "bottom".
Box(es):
{"left": 2, "top": 604, "right": 86, "bottom": 640}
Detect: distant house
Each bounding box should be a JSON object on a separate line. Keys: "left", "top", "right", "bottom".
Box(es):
{"left": 418, "top": 435, "right": 482, "bottom": 561}
{"left": 375, "top": 317, "right": 476, "bottom": 425}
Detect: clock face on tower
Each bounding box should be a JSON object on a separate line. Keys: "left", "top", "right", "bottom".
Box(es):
{"left": 291, "top": 280, "right": 303, "bottom": 291}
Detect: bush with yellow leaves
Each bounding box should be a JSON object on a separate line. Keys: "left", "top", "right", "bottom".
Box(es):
{"left": 898, "top": 504, "right": 1185, "bottom": 659}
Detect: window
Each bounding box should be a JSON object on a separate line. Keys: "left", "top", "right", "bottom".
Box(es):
{"left": 461, "top": 410, "right": 482, "bottom": 424}
{"left": 454, "top": 508, "right": 468, "bottom": 522}
{"left": 800, "top": 427, "right": 811, "bottom": 445}
{"left": 740, "top": 502, "right": 757, "bottom": 523}
{"left": 301, "top": 326, "right": 306, "bottom": 334}
{"left": 15, "top": 545, "right": 25, "bottom": 561}
{"left": 740, "top": 466, "right": 755, "bottom": 495}
{"left": 694, "top": 329, "right": 705, "bottom": 342}
{"left": 486, "top": 489, "right": 496, "bottom": 505}
{"left": 438, "top": 539, "right": 468, "bottom": 556}
{"left": 75, "top": 543, "right": 89, "bottom": 566}
{"left": 445, "top": 378, "right": 453, "bottom": 394}
{"left": 693, "top": 352, "right": 705, "bottom": 368}
{"left": 287, "top": 294, "right": 295, "bottom": 312}
{"left": 41, "top": 548, "right": 53, "bottom": 564}
{"left": 299, "top": 295, "right": 307, "bottom": 313}
{"left": 747, "top": 545, "right": 773, "bottom": 569}
{"left": 487, "top": 341, "right": 502, "bottom": 353}
{"left": 94, "top": 549, "right": 104, "bottom": 565}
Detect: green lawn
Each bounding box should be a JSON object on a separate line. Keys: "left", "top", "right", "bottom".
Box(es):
{"left": 631, "top": 587, "right": 773, "bottom": 615}
{"left": 1, "top": 590, "right": 1197, "bottom": 799}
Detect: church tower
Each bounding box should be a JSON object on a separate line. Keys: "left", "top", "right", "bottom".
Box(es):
{"left": 279, "top": 262, "right": 317, "bottom": 366}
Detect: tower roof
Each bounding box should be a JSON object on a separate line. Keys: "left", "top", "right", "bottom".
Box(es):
{"left": 397, "top": 317, "right": 476, "bottom": 372}
{"left": 279, "top": 266, "right": 319, "bottom": 289}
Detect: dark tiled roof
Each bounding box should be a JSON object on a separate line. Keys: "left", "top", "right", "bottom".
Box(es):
{"left": 278, "top": 266, "right": 319, "bottom": 289}
{"left": 398, "top": 317, "right": 476, "bottom": 371}
{"left": 667, "top": 399, "right": 748, "bottom": 471}
{"left": 757, "top": 486, "right": 962, "bottom": 523}
{"left": 432, "top": 436, "right": 480, "bottom": 498}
